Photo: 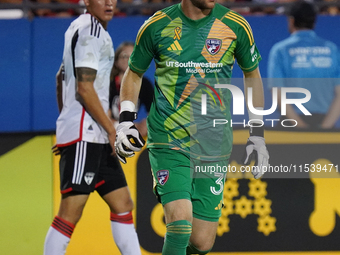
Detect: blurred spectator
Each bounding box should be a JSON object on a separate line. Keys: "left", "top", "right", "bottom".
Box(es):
{"left": 31, "top": 0, "right": 53, "bottom": 17}
{"left": 54, "top": 0, "right": 83, "bottom": 17}
{"left": 251, "top": 0, "right": 296, "bottom": 15}
{"left": 267, "top": 0, "right": 340, "bottom": 129}
{"left": 109, "top": 41, "right": 154, "bottom": 137}
{"left": 0, "top": 0, "right": 24, "bottom": 19}
{"left": 31, "top": 0, "right": 83, "bottom": 17}
{"left": 219, "top": 0, "right": 252, "bottom": 16}
{"left": 114, "top": 0, "right": 131, "bottom": 16}
{"left": 0, "top": 0, "right": 22, "bottom": 3}
{"left": 2, "top": 0, "right": 340, "bottom": 18}
{"left": 250, "top": 0, "right": 277, "bottom": 15}
{"left": 114, "top": 0, "right": 143, "bottom": 16}
{"left": 140, "top": 0, "right": 176, "bottom": 16}
{"left": 320, "top": 0, "right": 340, "bottom": 15}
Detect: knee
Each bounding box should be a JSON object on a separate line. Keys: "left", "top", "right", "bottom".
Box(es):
{"left": 123, "top": 197, "right": 134, "bottom": 212}
{"left": 164, "top": 199, "right": 193, "bottom": 223}
{"left": 165, "top": 220, "right": 192, "bottom": 247}
{"left": 187, "top": 242, "right": 212, "bottom": 255}
{"left": 110, "top": 196, "right": 134, "bottom": 214}
{"left": 58, "top": 193, "right": 88, "bottom": 225}
{"left": 58, "top": 204, "right": 85, "bottom": 225}
{"left": 57, "top": 211, "right": 82, "bottom": 226}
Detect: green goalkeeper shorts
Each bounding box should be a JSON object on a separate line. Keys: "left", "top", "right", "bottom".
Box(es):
{"left": 148, "top": 148, "right": 229, "bottom": 222}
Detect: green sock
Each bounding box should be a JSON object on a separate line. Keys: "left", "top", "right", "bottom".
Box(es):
{"left": 186, "top": 242, "right": 212, "bottom": 254}
{"left": 162, "top": 220, "right": 192, "bottom": 255}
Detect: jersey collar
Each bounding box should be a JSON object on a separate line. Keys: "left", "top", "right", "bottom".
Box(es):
{"left": 177, "top": 3, "right": 215, "bottom": 29}
{"left": 291, "top": 30, "right": 316, "bottom": 38}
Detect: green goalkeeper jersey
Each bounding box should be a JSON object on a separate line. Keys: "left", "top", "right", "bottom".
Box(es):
{"left": 129, "top": 3, "right": 261, "bottom": 161}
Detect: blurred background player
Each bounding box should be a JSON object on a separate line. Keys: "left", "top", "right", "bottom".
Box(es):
{"left": 114, "top": 0, "right": 269, "bottom": 254}
{"left": 267, "top": 0, "right": 340, "bottom": 129}
{"left": 43, "top": 0, "right": 141, "bottom": 254}
{"left": 109, "top": 41, "right": 154, "bottom": 138}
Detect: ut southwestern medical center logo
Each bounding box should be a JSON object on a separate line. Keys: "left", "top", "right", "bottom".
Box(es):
{"left": 201, "top": 84, "right": 312, "bottom": 128}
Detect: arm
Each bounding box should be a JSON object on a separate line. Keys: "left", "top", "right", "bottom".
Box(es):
{"left": 52, "top": 63, "right": 65, "bottom": 155}
{"left": 120, "top": 67, "right": 143, "bottom": 106}
{"left": 56, "top": 63, "right": 64, "bottom": 113}
{"left": 76, "top": 67, "right": 116, "bottom": 152}
{"left": 243, "top": 66, "right": 264, "bottom": 110}
{"left": 321, "top": 85, "right": 340, "bottom": 129}
{"left": 115, "top": 18, "right": 154, "bottom": 162}
{"left": 115, "top": 67, "right": 145, "bottom": 163}
{"left": 242, "top": 67, "right": 269, "bottom": 179}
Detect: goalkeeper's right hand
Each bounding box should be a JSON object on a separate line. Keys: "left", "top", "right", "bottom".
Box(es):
{"left": 115, "top": 111, "right": 145, "bottom": 164}
{"left": 241, "top": 120, "right": 269, "bottom": 179}
{"left": 242, "top": 136, "right": 269, "bottom": 179}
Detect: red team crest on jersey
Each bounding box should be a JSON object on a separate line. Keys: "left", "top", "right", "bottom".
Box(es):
{"left": 206, "top": 39, "right": 222, "bottom": 55}
{"left": 157, "top": 170, "right": 169, "bottom": 185}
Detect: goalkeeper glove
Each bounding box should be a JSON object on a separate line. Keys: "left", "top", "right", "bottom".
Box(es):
{"left": 242, "top": 124, "right": 269, "bottom": 179}
{"left": 115, "top": 111, "right": 145, "bottom": 164}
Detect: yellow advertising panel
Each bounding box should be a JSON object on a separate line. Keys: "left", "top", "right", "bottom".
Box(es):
{"left": 0, "top": 135, "right": 53, "bottom": 255}
{"left": 50, "top": 131, "right": 340, "bottom": 255}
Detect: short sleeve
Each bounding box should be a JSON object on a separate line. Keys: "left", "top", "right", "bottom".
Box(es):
{"left": 74, "top": 22, "right": 103, "bottom": 71}
{"left": 232, "top": 14, "right": 261, "bottom": 72}
{"left": 129, "top": 15, "right": 158, "bottom": 74}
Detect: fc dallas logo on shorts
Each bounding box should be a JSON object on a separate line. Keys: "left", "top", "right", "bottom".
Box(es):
{"left": 206, "top": 39, "right": 222, "bottom": 55}
{"left": 157, "top": 170, "right": 169, "bottom": 185}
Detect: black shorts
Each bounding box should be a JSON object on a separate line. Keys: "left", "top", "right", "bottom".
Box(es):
{"left": 59, "top": 141, "right": 127, "bottom": 196}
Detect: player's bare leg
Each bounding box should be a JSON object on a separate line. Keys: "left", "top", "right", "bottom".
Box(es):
{"left": 102, "top": 186, "right": 134, "bottom": 213}
{"left": 44, "top": 194, "right": 89, "bottom": 255}
{"left": 58, "top": 193, "right": 89, "bottom": 224}
{"left": 187, "top": 217, "right": 219, "bottom": 254}
{"left": 162, "top": 199, "right": 193, "bottom": 255}
{"left": 102, "top": 186, "right": 141, "bottom": 255}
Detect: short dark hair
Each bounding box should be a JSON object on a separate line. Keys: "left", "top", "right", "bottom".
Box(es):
{"left": 288, "top": 0, "right": 318, "bottom": 29}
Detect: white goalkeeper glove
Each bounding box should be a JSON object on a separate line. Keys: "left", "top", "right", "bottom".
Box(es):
{"left": 242, "top": 122, "right": 269, "bottom": 179}
{"left": 115, "top": 111, "right": 145, "bottom": 164}
{"left": 242, "top": 136, "right": 269, "bottom": 179}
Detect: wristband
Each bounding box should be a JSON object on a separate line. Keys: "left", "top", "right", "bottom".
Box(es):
{"left": 120, "top": 100, "right": 135, "bottom": 113}
{"left": 249, "top": 123, "right": 264, "bottom": 137}
{"left": 248, "top": 107, "right": 263, "bottom": 122}
{"left": 248, "top": 106, "right": 264, "bottom": 137}
{"left": 119, "top": 111, "right": 137, "bottom": 123}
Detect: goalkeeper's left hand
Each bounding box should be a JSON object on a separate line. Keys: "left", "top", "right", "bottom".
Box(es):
{"left": 242, "top": 136, "right": 269, "bottom": 179}
{"left": 115, "top": 111, "right": 145, "bottom": 164}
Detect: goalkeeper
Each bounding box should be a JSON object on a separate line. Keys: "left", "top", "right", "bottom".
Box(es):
{"left": 115, "top": 0, "right": 269, "bottom": 254}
